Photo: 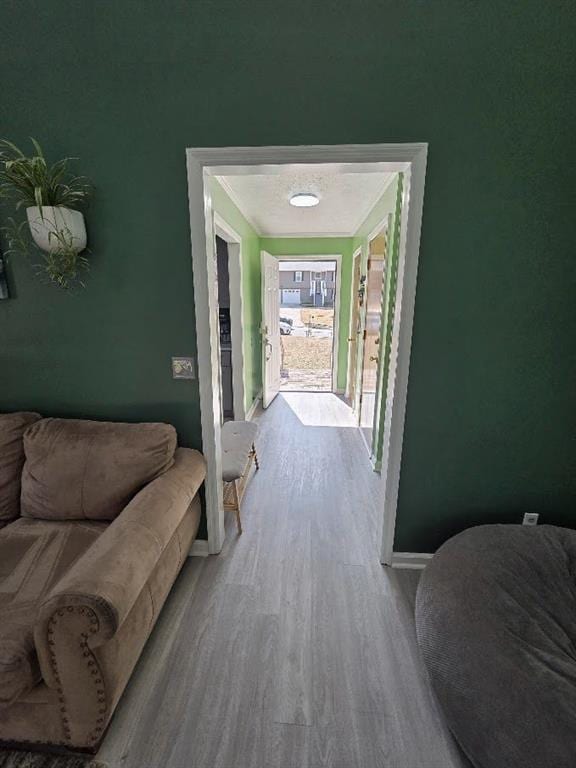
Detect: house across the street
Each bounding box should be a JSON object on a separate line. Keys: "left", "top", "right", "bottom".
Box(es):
{"left": 279, "top": 261, "right": 336, "bottom": 307}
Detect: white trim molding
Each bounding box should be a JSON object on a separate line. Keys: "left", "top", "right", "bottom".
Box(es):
{"left": 245, "top": 390, "right": 262, "bottom": 421}
{"left": 213, "top": 213, "right": 246, "bottom": 421}
{"left": 345, "top": 246, "right": 363, "bottom": 403}
{"left": 186, "top": 143, "right": 428, "bottom": 557}
{"left": 189, "top": 539, "right": 210, "bottom": 557}
{"left": 378, "top": 148, "right": 428, "bottom": 566}
{"left": 391, "top": 552, "right": 434, "bottom": 569}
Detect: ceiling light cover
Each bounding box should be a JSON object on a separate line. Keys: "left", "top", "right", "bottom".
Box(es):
{"left": 289, "top": 193, "right": 319, "bottom": 208}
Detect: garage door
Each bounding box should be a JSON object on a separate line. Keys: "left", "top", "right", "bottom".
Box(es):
{"left": 282, "top": 289, "right": 301, "bottom": 304}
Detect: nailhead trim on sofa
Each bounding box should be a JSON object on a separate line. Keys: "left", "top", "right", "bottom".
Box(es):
{"left": 46, "top": 606, "right": 107, "bottom": 748}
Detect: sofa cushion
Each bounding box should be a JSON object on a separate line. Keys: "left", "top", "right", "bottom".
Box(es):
{"left": 0, "top": 518, "right": 106, "bottom": 707}
{"left": 21, "top": 418, "right": 177, "bottom": 521}
{"left": 0, "top": 412, "right": 42, "bottom": 525}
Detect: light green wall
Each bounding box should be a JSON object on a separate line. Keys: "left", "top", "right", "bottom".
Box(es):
{"left": 259, "top": 237, "right": 355, "bottom": 392}
{"left": 205, "top": 182, "right": 356, "bottom": 402}
{"left": 207, "top": 178, "right": 262, "bottom": 411}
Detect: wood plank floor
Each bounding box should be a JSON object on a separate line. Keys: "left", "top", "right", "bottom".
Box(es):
{"left": 98, "top": 393, "right": 467, "bottom": 768}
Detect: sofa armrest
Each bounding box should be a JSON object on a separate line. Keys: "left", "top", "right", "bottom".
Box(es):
{"left": 35, "top": 447, "right": 205, "bottom": 671}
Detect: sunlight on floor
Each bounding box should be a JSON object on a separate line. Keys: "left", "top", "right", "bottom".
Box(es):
{"left": 279, "top": 392, "right": 357, "bottom": 428}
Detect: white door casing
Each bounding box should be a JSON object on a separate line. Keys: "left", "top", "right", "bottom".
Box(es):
{"left": 186, "top": 143, "right": 428, "bottom": 562}
{"left": 261, "top": 250, "right": 281, "bottom": 408}
{"left": 213, "top": 213, "right": 246, "bottom": 420}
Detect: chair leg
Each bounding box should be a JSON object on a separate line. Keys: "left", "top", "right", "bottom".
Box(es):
{"left": 252, "top": 442, "right": 260, "bottom": 471}
{"left": 232, "top": 479, "right": 242, "bottom": 535}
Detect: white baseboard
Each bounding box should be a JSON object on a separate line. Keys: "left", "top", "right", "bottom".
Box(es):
{"left": 189, "top": 539, "right": 209, "bottom": 557}
{"left": 246, "top": 390, "right": 262, "bottom": 421}
{"left": 391, "top": 552, "right": 434, "bottom": 569}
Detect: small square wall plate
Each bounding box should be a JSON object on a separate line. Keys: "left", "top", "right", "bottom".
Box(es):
{"left": 172, "top": 357, "right": 196, "bottom": 380}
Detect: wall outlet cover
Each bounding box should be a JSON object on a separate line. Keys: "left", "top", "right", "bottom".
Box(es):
{"left": 172, "top": 356, "right": 196, "bottom": 379}
{"left": 523, "top": 513, "right": 539, "bottom": 526}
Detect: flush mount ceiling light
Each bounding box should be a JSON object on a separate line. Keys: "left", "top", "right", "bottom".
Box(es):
{"left": 289, "top": 192, "right": 320, "bottom": 207}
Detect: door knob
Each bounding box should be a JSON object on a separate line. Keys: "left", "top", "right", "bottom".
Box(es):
{"left": 369, "top": 355, "right": 379, "bottom": 362}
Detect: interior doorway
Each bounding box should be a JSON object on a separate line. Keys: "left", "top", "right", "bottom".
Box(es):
{"left": 215, "top": 235, "right": 234, "bottom": 420}
{"left": 186, "top": 144, "right": 428, "bottom": 564}
{"left": 213, "top": 214, "right": 246, "bottom": 423}
{"left": 359, "top": 227, "right": 388, "bottom": 453}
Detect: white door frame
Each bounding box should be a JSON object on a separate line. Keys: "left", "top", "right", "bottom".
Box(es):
{"left": 358, "top": 214, "right": 391, "bottom": 463}
{"left": 261, "top": 249, "right": 282, "bottom": 408}
{"left": 213, "top": 213, "right": 246, "bottom": 421}
{"left": 186, "top": 143, "right": 428, "bottom": 562}
{"left": 275, "top": 254, "right": 342, "bottom": 392}
{"left": 345, "top": 245, "right": 363, "bottom": 403}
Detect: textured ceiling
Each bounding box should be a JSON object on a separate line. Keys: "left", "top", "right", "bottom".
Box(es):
{"left": 215, "top": 169, "right": 392, "bottom": 237}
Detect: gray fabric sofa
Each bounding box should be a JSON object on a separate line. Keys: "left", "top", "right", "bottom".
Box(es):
{"left": 415, "top": 524, "right": 576, "bottom": 768}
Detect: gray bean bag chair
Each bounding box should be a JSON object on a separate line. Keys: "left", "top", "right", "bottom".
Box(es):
{"left": 415, "top": 524, "right": 576, "bottom": 768}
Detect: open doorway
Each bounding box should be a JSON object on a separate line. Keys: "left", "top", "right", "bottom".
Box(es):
{"left": 279, "top": 259, "right": 338, "bottom": 392}
{"left": 187, "top": 144, "right": 427, "bottom": 565}
{"left": 212, "top": 214, "right": 246, "bottom": 424}
{"left": 260, "top": 252, "right": 342, "bottom": 406}
{"left": 215, "top": 235, "right": 234, "bottom": 420}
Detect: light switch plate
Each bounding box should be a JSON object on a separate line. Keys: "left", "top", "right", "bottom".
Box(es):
{"left": 172, "top": 357, "right": 196, "bottom": 380}
{"left": 522, "top": 512, "right": 539, "bottom": 526}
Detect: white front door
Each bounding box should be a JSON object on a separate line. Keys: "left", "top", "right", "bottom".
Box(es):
{"left": 261, "top": 250, "right": 281, "bottom": 408}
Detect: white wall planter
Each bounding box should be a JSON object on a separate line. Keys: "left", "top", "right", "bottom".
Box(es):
{"left": 26, "top": 206, "right": 87, "bottom": 253}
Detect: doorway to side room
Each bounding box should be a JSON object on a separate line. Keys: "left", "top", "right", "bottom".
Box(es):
{"left": 212, "top": 215, "right": 246, "bottom": 423}
{"left": 215, "top": 235, "right": 234, "bottom": 420}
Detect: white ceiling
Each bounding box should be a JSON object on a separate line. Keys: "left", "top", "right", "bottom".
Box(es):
{"left": 215, "top": 168, "right": 392, "bottom": 237}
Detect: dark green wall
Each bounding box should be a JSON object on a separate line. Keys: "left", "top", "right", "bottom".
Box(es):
{"left": 2, "top": 2, "right": 575, "bottom": 551}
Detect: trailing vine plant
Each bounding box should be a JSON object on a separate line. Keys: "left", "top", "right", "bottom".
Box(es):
{"left": 2, "top": 217, "right": 90, "bottom": 290}
{"left": 0, "top": 138, "right": 91, "bottom": 290}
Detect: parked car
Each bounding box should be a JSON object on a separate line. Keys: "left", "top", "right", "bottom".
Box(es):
{"left": 280, "top": 316, "right": 294, "bottom": 326}
{"left": 279, "top": 320, "right": 292, "bottom": 335}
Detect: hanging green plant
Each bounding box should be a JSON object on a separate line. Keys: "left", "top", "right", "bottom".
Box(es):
{"left": 0, "top": 138, "right": 91, "bottom": 290}
{"left": 0, "top": 138, "right": 90, "bottom": 211}
{"left": 2, "top": 217, "right": 90, "bottom": 291}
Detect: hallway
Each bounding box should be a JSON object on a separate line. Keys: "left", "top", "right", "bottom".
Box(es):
{"left": 98, "top": 393, "right": 466, "bottom": 768}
